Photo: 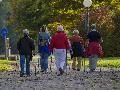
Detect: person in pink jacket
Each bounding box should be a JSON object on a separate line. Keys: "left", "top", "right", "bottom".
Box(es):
{"left": 49, "top": 25, "right": 70, "bottom": 76}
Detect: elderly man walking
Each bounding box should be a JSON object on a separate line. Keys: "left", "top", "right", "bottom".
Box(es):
{"left": 49, "top": 25, "right": 70, "bottom": 76}
{"left": 17, "top": 29, "right": 35, "bottom": 77}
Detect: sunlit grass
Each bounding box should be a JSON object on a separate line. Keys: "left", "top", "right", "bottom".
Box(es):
{"left": 49, "top": 57, "right": 120, "bottom": 68}
{"left": 68, "top": 58, "right": 120, "bottom": 68}
{"left": 0, "top": 57, "right": 120, "bottom": 71}
{"left": 0, "top": 60, "right": 15, "bottom": 71}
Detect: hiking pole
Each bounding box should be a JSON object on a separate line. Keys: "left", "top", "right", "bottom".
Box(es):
{"left": 35, "top": 65, "right": 37, "bottom": 76}
{"left": 83, "top": 48, "right": 86, "bottom": 72}
{"left": 83, "top": 56, "right": 86, "bottom": 72}
{"left": 50, "top": 54, "right": 53, "bottom": 72}
{"left": 66, "top": 50, "right": 68, "bottom": 75}
{"left": 99, "top": 57, "right": 102, "bottom": 72}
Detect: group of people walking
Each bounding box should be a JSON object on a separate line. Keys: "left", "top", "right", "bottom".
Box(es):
{"left": 17, "top": 24, "right": 103, "bottom": 77}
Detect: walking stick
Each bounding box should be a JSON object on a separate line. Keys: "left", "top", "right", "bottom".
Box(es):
{"left": 49, "top": 54, "right": 53, "bottom": 72}
{"left": 66, "top": 50, "right": 68, "bottom": 75}
{"left": 83, "top": 47, "right": 86, "bottom": 72}
{"left": 99, "top": 57, "right": 103, "bottom": 72}
{"left": 38, "top": 57, "right": 40, "bottom": 67}
{"left": 83, "top": 56, "right": 86, "bottom": 72}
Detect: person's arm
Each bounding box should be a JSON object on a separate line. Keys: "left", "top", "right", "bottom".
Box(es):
{"left": 30, "top": 39, "right": 35, "bottom": 50}
{"left": 85, "top": 33, "right": 90, "bottom": 47}
{"left": 17, "top": 39, "right": 21, "bottom": 52}
{"left": 64, "top": 35, "right": 70, "bottom": 50}
{"left": 97, "top": 32, "right": 103, "bottom": 43}
{"left": 49, "top": 36, "right": 55, "bottom": 52}
{"left": 79, "top": 36, "right": 84, "bottom": 45}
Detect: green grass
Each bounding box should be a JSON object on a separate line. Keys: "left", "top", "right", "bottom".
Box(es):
{"left": 51, "top": 57, "right": 120, "bottom": 68}
{"left": 97, "top": 59, "right": 120, "bottom": 67}
{"left": 0, "top": 57, "right": 120, "bottom": 71}
{"left": 67, "top": 58, "right": 120, "bottom": 68}
{"left": 0, "top": 60, "right": 15, "bottom": 71}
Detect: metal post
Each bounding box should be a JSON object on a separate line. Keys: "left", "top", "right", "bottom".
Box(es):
{"left": 5, "top": 36, "right": 8, "bottom": 60}
{"left": 66, "top": 50, "right": 67, "bottom": 75}
{"left": 87, "top": 7, "right": 89, "bottom": 33}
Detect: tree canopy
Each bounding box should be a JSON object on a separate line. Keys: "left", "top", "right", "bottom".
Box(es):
{"left": 0, "top": 0, "right": 120, "bottom": 56}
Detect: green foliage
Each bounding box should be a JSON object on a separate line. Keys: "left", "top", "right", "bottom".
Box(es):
{"left": 6, "top": 0, "right": 120, "bottom": 56}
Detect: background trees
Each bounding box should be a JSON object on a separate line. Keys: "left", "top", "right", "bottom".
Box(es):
{"left": 0, "top": 0, "right": 120, "bottom": 56}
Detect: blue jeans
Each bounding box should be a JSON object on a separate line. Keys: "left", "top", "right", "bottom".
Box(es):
{"left": 40, "top": 53, "right": 49, "bottom": 71}
{"left": 20, "top": 55, "right": 30, "bottom": 75}
{"left": 89, "top": 55, "right": 98, "bottom": 70}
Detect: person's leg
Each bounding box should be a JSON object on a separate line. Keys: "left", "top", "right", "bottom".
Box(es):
{"left": 89, "top": 55, "right": 93, "bottom": 71}
{"left": 53, "top": 49, "right": 60, "bottom": 74}
{"left": 20, "top": 55, "right": 25, "bottom": 76}
{"left": 55, "top": 58, "right": 60, "bottom": 74}
{"left": 42, "top": 53, "right": 49, "bottom": 72}
{"left": 72, "top": 57, "right": 76, "bottom": 70}
{"left": 77, "top": 57, "right": 82, "bottom": 71}
{"left": 59, "top": 49, "right": 66, "bottom": 75}
{"left": 40, "top": 53, "right": 44, "bottom": 71}
{"left": 89, "top": 55, "right": 98, "bottom": 71}
{"left": 92, "top": 55, "right": 98, "bottom": 70}
{"left": 26, "top": 55, "right": 30, "bottom": 75}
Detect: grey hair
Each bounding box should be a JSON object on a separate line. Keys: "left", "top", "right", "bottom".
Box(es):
{"left": 23, "top": 29, "right": 29, "bottom": 34}
{"left": 91, "top": 24, "right": 96, "bottom": 29}
{"left": 73, "top": 29, "right": 79, "bottom": 34}
{"left": 57, "top": 25, "right": 64, "bottom": 31}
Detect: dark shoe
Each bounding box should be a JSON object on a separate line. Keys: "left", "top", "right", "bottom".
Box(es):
{"left": 42, "top": 70, "right": 48, "bottom": 74}
{"left": 40, "top": 70, "right": 44, "bottom": 72}
{"left": 57, "top": 74, "right": 61, "bottom": 76}
{"left": 90, "top": 69, "right": 95, "bottom": 72}
{"left": 72, "top": 68, "right": 76, "bottom": 70}
{"left": 26, "top": 74, "right": 31, "bottom": 77}
{"left": 20, "top": 73, "right": 24, "bottom": 77}
{"left": 77, "top": 68, "right": 80, "bottom": 71}
{"left": 59, "top": 68, "right": 64, "bottom": 75}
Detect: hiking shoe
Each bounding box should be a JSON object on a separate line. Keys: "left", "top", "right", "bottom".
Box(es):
{"left": 72, "top": 68, "right": 76, "bottom": 70}
{"left": 26, "top": 74, "right": 31, "bottom": 77}
{"left": 40, "top": 70, "right": 44, "bottom": 72}
{"left": 90, "top": 69, "right": 95, "bottom": 72}
{"left": 20, "top": 73, "right": 24, "bottom": 77}
{"left": 59, "top": 68, "right": 64, "bottom": 75}
{"left": 57, "top": 74, "right": 61, "bottom": 76}
{"left": 77, "top": 68, "right": 80, "bottom": 71}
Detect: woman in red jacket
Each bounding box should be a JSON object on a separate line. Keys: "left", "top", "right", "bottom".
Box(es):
{"left": 49, "top": 25, "right": 70, "bottom": 76}
{"left": 70, "top": 29, "right": 84, "bottom": 71}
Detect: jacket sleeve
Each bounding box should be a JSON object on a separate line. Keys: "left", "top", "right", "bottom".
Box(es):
{"left": 30, "top": 39, "right": 35, "bottom": 51}
{"left": 17, "top": 39, "right": 21, "bottom": 52}
{"left": 49, "top": 36, "right": 55, "bottom": 52}
{"left": 64, "top": 35, "right": 70, "bottom": 49}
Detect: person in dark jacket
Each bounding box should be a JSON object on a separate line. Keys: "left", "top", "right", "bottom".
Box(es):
{"left": 17, "top": 29, "right": 35, "bottom": 77}
{"left": 70, "top": 29, "right": 84, "bottom": 71}
{"left": 86, "top": 24, "right": 103, "bottom": 72}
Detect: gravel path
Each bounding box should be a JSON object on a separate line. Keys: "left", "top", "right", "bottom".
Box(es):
{"left": 0, "top": 68, "right": 120, "bottom": 90}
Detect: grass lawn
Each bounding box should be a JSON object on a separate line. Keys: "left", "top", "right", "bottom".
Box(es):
{"left": 0, "top": 57, "right": 120, "bottom": 71}
{"left": 0, "top": 60, "right": 15, "bottom": 71}
{"left": 66, "top": 57, "right": 120, "bottom": 68}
